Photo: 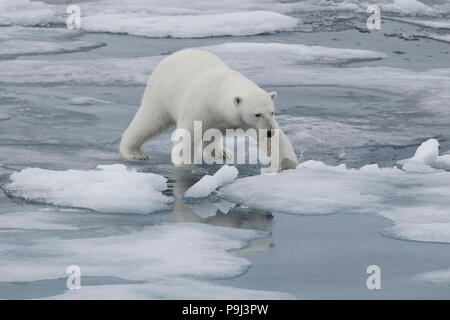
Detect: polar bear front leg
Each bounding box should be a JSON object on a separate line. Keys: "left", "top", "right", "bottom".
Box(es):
{"left": 278, "top": 130, "right": 298, "bottom": 171}
{"left": 119, "top": 129, "right": 150, "bottom": 160}
{"left": 119, "top": 98, "right": 173, "bottom": 160}
{"left": 261, "top": 129, "right": 298, "bottom": 172}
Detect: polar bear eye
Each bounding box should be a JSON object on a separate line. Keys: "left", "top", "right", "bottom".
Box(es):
{"left": 255, "top": 113, "right": 262, "bottom": 117}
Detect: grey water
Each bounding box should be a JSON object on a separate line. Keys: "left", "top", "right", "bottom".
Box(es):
{"left": 1, "top": 3, "right": 450, "bottom": 299}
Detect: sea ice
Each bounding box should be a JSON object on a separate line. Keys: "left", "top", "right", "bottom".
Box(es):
{"left": 414, "top": 268, "right": 450, "bottom": 285}
{"left": 0, "top": 27, "right": 105, "bottom": 59}
{"left": 184, "top": 165, "right": 239, "bottom": 198}
{"left": 0, "top": 222, "right": 291, "bottom": 299}
{"left": 4, "top": 164, "right": 172, "bottom": 214}
{"left": 69, "top": 96, "right": 111, "bottom": 105}
{"left": 397, "top": 139, "right": 450, "bottom": 172}
{"left": 48, "top": 279, "right": 294, "bottom": 300}
{"left": 82, "top": 11, "right": 298, "bottom": 38}
{"left": 0, "top": 42, "right": 390, "bottom": 86}
{"left": 219, "top": 140, "right": 450, "bottom": 243}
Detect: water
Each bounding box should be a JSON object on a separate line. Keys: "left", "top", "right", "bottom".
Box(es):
{"left": 0, "top": 0, "right": 450, "bottom": 299}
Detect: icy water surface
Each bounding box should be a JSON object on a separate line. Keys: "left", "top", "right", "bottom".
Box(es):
{"left": 1, "top": 0, "right": 450, "bottom": 299}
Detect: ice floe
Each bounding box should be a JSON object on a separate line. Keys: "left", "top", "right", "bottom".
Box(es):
{"left": 185, "top": 165, "right": 239, "bottom": 198}
{"left": 219, "top": 140, "right": 450, "bottom": 243}
{"left": 0, "top": 27, "right": 105, "bottom": 59}
{"left": 0, "top": 42, "right": 388, "bottom": 85}
{"left": 0, "top": 210, "right": 77, "bottom": 231}
{"left": 0, "top": 221, "right": 293, "bottom": 298}
{"left": 82, "top": 11, "right": 297, "bottom": 38}
{"left": 4, "top": 164, "right": 172, "bottom": 214}
{"left": 204, "top": 42, "right": 387, "bottom": 65}
{"left": 377, "top": 0, "right": 438, "bottom": 15}
{"left": 0, "top": 0, "right": 62, "bottom": 26}
{"left": 390, "top": 18, "right": 450, "bottom": 29}
{"left": 48, "top": 279, "right": 293, "bottom": 300}
{"left": 398, "top": 139, "right": 450, "bottom": 172}
{"left": 1, "top": 0, "right": 445, "bottom": 40}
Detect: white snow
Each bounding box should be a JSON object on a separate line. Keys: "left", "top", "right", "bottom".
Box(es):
{"left": 398, "top": 139, "right": 450, "bottom": 172}
{"left": 82, "top": 11, "right": 297, "bottom": 38}
{"left": 219, "top": 140, "right": 450, "bottom": 243}
{"left": 5, "top": 164, "right": 173, "bottom": 214}
{"left": 184, "top": 165, "right": 239, "bottom": 198}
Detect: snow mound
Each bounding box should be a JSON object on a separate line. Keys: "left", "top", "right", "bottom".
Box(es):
{"left": 5, "top": 164, "right": 172, "bottom": 214}
{"left": 219, "top": 140, "right": 450, "bottom": 243}
{"left": 185, "top": 165, "right": 239, "bottom": 198}
{"left": 398, "top": 139, "right": 450, "bottom": 172}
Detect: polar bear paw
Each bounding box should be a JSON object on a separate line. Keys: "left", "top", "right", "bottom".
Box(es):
{"left": 280, "top": 158, "right": 298, "bottom": 172}
{"left": 119, "top": 149, "right": 149, "bottom": 161}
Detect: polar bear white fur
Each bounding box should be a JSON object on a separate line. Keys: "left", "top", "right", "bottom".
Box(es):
{"left": 119, "top": 49, "right": 298, "bottom": 171}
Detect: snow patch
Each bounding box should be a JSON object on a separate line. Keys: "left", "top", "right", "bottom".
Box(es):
{"left": 4, "top": 164, "right": 172, "bottom": 214}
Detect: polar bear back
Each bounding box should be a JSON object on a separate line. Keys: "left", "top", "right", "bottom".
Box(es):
{"left": 143, "top": 50, "right": 232, "bottom": 117}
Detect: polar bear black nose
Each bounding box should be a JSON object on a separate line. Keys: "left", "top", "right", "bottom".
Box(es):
{"left": 267, "top": 129, "right": 273, "bottom": 138}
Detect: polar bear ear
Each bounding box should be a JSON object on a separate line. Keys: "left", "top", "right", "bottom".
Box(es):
{"left": 234, "top": 97, "right": 242, "bottom": 106}
{"left": 269, "top": 91, "right": 277, "bottom": 101}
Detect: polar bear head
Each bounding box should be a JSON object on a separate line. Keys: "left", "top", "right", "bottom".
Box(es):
{"left": 233, "top": 90, "right": 277, "bottom": 136}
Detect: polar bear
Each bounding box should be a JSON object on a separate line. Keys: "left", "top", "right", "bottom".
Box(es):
{"left": 119, "top": 49, "right": 298, "bottom": 171}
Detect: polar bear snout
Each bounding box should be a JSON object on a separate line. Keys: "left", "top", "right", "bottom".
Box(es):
{"left": 267, "top": 129, "right": 274, "bottom": 138}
